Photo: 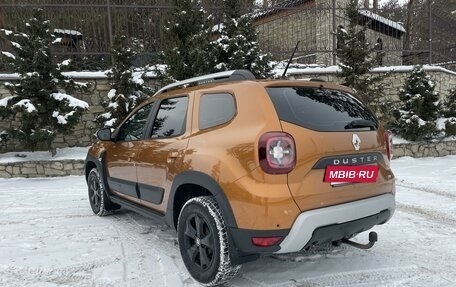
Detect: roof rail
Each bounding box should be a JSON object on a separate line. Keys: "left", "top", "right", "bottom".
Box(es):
{"left": 152, "top": 70, "right": 256, "bottom": 96}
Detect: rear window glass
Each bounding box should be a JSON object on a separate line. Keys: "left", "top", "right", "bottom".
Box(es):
{"left": 267, "top": 87, "right": 378, "bottom": 131}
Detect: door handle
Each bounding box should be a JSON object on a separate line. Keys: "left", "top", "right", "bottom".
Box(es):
{"left": 167, "top": 152, "right": 179, "bottom": 163}
{"left": 168, "top": 152, "right": 179, "bottom": 158}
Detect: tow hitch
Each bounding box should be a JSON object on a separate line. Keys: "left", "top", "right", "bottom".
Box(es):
{"left": 341, "top": 231, "right": 378, "bottom": 250}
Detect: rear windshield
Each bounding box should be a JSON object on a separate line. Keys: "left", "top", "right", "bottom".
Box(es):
{"left": 267, "top": 87, "right": 378, "bottom": 132}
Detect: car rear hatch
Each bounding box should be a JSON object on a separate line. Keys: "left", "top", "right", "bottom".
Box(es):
{"left": 266, "top": 84, "right": 394, "bottom": 212}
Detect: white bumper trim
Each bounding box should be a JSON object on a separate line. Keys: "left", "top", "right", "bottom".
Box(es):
{"left": 277, "top": 194, "right": 395, "bottom": 254}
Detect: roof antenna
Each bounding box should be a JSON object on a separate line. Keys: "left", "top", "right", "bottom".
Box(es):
{"left": 281, "top": 41, "right": 300, "bottom": 79}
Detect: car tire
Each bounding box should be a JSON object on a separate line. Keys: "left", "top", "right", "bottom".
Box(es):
{"left": 177, "top": 196, "right": 240, "bottom": 286}
{"left": 87, "top": 168, "right": 120, "bottom": 216}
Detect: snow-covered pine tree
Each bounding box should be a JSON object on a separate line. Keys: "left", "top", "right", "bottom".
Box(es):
{"left": 0, "top": 9, "right": 88, "bottom": 152}
{"left": 160, "top": 0, "right": 216, "bottom": 81}
{"left": 393, "top": 65, "right": 440, "bottom": 141}
{"left": 97, "top": 35, "right": 153, "bottom": 128}
{"left": 442, "top": 88, "right": 456, "bottom": 136}
{"left": 214, "top": 0, "right": 272, "bottom": 78}
{"left": 336, "top": 0, "right": 387, "bottom": 114}
{"left": 443, "top": 88, "right": 456, "bottom": 118}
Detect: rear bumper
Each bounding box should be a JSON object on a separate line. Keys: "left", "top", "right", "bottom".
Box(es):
{"left": 277, "top": 193, "right": 395, "bottom": 253}
{"left": 229, "top": 193, "right": 395, "bottom": 256}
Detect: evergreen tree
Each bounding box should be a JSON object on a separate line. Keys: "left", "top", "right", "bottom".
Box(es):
{"left": 443, "top": 88, "right": 456, "bottom": 118}
{"left": 214, "top": 0, "right": 272, "bottom": 78}
{"left": 0, "top": 9, "right": 88, "bottom": 152}
{"left": 160, "top": 0, "right": 216, "bottom": 81}
{"left": 442, "top": 88, "right": 456, "bottom": 136}
{"left": 393, "top": 65, "right": 440, "bottom": 141}
{"left": 97, "top": 35, "right": 153, "bottom": 128}
{"left": 336, "top": 0, "right": 387, "bottom": 114}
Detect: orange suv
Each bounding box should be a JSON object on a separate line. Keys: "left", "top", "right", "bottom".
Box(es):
{"left": 85, "top": 70, "right": 395, "bottom": 286}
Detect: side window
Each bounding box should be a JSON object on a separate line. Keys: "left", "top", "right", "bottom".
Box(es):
{"left": 199, "top": 93, "right": 236, "bottom": 130}
{"left": 151, "top": 96, "right": 189, "bottom": 138}
{"left": 117, "top": 102, "right": 154, "bottom": 141}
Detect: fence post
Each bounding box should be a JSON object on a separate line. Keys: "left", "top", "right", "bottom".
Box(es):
{"left": 107, "top": 0, "right": 113, "bottom": 48}
{"left": 428, "top": 0, "right": 432, "bottom": 65}
{"left": 332, "top": 0, "right": 337, "bottom": 65}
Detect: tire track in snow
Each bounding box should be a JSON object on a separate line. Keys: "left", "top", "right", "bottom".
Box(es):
{"left": 397, "top": 203, "right": 456, "bottom": 227}
{"left": 0, "top": 213, "right": 93, "bottom": 225}
{"left": 0, "top": 256, "right": 120, "bottom": 286}
{"left": 396, "top": 182, "right": 456, "bottom": 200}
{"left": 292, "top": 265, "right": 424, "bottom": 287}
{"left": 108, "top": 212, "right": 189, "bottom": 286}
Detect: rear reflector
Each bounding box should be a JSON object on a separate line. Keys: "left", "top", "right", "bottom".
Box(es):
{"left": 251, "top": 236, "right": 282, "bottom": 247}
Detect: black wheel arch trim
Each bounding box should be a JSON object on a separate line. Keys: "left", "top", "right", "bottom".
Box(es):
{"left": 166, "top": 170, "right": 238, "bottom": 229}
{"left": 85, "top": 153, "right": 109, "bottom": 191}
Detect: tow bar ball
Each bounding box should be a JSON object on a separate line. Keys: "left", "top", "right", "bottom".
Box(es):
{"left": 341, "top": 231, "right": 378, "bottom": 250}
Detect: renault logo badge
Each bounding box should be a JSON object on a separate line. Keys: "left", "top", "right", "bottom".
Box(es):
{"left": 352, "top": 134, "right": 361, "bottom": 151}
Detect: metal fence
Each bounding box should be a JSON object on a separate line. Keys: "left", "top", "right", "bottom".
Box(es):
{"left": 0, "top": 0, "right": 455, "bottom": 72}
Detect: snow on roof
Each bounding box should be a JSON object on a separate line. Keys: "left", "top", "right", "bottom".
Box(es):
{"left": 274, "top": 64, "right": 456, "bottom": 77}
{"left": 0, "top": 69, "right": 160, "bottom": 80}
{"left": 250, "top": 0, "right": 309, "bottom": 20}
{"left": 53, "top": 29, "right": 82, "bottom": 36}
{"left": 359, "top": 10, "right": 405, "bottom": 33}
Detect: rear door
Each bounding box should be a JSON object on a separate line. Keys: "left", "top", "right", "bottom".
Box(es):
{"left": 266, "top": 86, "right": 394, "bottom": 212}
{"left": 105, "top": 102, "right": 155, "bottom": 202}
{"left": 136, "top": 96, "right": 191, "bottom": 212}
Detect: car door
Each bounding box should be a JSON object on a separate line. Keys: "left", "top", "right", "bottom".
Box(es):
{"left": 136, "top": 96, "right": 191, "bottom": 212}
{"left": 105, "top": 102, "right": 155, "bottom": 203}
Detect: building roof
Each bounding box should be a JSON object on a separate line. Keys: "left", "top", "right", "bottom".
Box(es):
{"left": 359, "top": 10, "right": 405, "bottom": 33}
{"left": 250, "top": 0, "right": 309, "bottom": 20}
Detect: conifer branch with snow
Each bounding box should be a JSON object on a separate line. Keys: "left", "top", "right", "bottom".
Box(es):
{"left": 213, "top": 0, "right": 272, "bottom": 79}
{"left": 336, "top": 0, "right": 389, "bottom": 117}
{"left": 96, "top": 35, "right": 153, "bottom": 128}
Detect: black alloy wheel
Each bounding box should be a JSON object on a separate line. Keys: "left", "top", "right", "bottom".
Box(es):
{"left": 87, "top": 168, "right": 120, "bottom": 216}
{"left": 182, "top": 213, "right": 215, "bottom": 271}
{"left": 88, "top": 169, "right": 102, "bottom": 214}
{"left": 177, "top": 196, "right": 240, "bottom": 286}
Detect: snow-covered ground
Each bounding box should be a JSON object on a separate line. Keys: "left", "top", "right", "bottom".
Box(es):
{"left": 0, "top": 156, "right": 455, "bottom": 287}
{"left": 0, "top": 147, "right": 89, "bottom": 163}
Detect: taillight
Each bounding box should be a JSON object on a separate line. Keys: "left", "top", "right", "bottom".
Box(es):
{"left": 251, "top": 236, "right": 282, "bottom": 247}
{"left": 259, "top": 132, "right": 296, "bottom": 174}
{"left": 384, "top": 130, "right": 393, "bottom": 161}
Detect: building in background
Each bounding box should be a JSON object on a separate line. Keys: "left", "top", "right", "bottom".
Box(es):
{"left": 252, "top": 0, "right": 405, "bottom": 66}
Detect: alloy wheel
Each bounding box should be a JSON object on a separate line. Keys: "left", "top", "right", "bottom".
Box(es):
{"left": 183, "top": 213, "right": 215, "bottom": 270}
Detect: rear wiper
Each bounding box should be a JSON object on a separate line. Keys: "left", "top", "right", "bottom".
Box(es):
{"left": 344, "top": 119, "right": 376, "bottom": 130}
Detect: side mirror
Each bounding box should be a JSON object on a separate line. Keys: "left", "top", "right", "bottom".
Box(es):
{"left": 96, "top": 128, "right": 112, "bottom": 141}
